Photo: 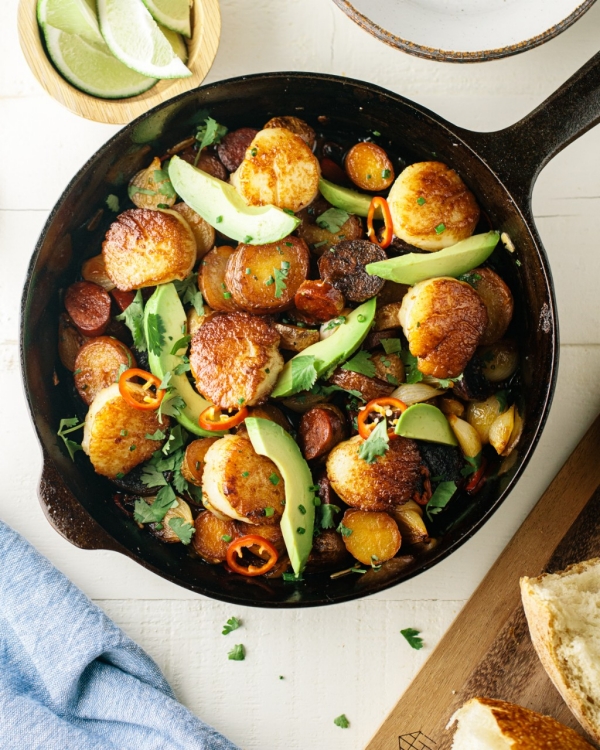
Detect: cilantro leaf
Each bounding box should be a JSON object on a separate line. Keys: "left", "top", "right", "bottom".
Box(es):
{"left": 333, "top": 714, "right": 350, "bottom": 729}
{"left": 145, "top": 429, "right": 166, "bottom": 441}
{"left": 159, "top": 394, "right": 186, "bottom": 421}
{"left": 116, "top": 290, "right": 146, "bottom": 351}
{"left": 168, "top": 517, "right": 195, "bottom": 544}
{"left": 358, "top": 418, "right": 389, "bottom": 464}
{"left": 434, "top": 374, "right": 464, "bottom": 389}
{"left": 133, "top": 484, "right": 176, "bottom": 524}
{"left": 162, "top": 425, "right": 188, "bottom": 456}
{"left": 425, "top": 481, "right": 457, "bottom": 522}
{"left": 316, "top": 208, "right": 349, "bottom": 233}
{"left": 141, "top": 464, "right": 168, "bottom": 488}
{"left": 311, "top": 383, "right": 365, "bottom": 401}
{"left": 457, "top": 272, "right": 482, "bottom": 287}
{"left": 159, "top": 371, "right": 173, "bottom": 391}
{"left": 228, "top": 644, "right": 245, "bottom": 661}
{"left": 170, "top": 335, "right": 191, "bottom": 355}
{"left": 337, "top": 521, "right": 353, "bottom": 538}
{"left": 105, "top": 194, "right": 119, "bottom": 212}
{"left": 400, "top": 350, "right": 423, "bottom": 384}
{"left": 173, "top": 361, "right": 191, "bottom": 375}
{"left": 460, "top": 452, "right": 482, "bottom": 477}
{"left": 290, "top": 355, "right": 318, "bottom": 394}
{"left": 222, "top": 616, "right": 241, "bottom": 635}
{"left": 341, "top": 350, "right": 375, "bottom": 378}
{"left": 173, "top": 274, "right": 204, "bottom": 316}
{"left": 195, "top": 117, "right": 228, "bottom": 165}
{"left": 496, "top": 389, "right": 509, "bottom": 413}
{"left": 57, "top": 417, "right": 84, "bottom": 461}
{"left": 273, "top": 264, "right": 288, "bottom": 299}
{"left": 382, "top": 338, "right": 402, "bottom": 354}
{"left": 146, "top": 313, "right": 166, "bottom": 356}
{"left": 315, "top": 503, "right": 340, "bottom": 534}
{"left": 401, "top": 628, "right": 424, "bottom": 650}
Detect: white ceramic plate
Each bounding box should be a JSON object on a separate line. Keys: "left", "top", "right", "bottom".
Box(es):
{"left": 333, "top": 0, "right": 596, "bottom": 62}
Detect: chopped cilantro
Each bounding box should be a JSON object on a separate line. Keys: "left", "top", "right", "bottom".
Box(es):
{"left": 173, "top": 361, "right": 191, "bottom": 375}
{"left": 372, "top": 130, "right": 381, "bottom": 136}
{"left": 401, "top": 628, "right": 424, "bottom": 650}
{"left": 358, "top": 418, "right": 389, "bottom": 464}
{"left": 245, "top": 267, "right": 251, "bottom": 274}
{"left": 141, "top": 465, "right": 168, "bottom": 488}
{"left": 269, "top": 473, "right": 280, "bottom": 486}
{"left": 381, "top": 336, "right": 401, "bottom": 354}
{"left": 244, "top": 235, "right": 253, "bottom": 243}
{"left": 264, "top": 507, "right": 275, "bottom": 517}
{"left": 283, "top": 209, "right": 295, "bottom": 216}
{"left": 322, "top": 315, "right": 346, "bottom": 331}
{"left": 223, "top": 291, "right": 232, "bottom": 299}
{"left": 265, "top": 276, "right": 274, "bottom": 286}
{"left": 341, "top": 350, "right": 375, "bottom": 378}
{"left": 386, "top": 374, "right": 399, "bottom": 385}
{"left": 381, "top": 168, "right": 391, "bottom": 179}
{"left": 425, "top": 481, "right": 457, "bottom": 522}
{"left": 242, "top": 471, "right": 249, "bottom": 477}
{"left": 168, "top": 517, "right": 195, "bottom": 544}
{"left": 417, "top": 196, "right": 426, "bottom": 206}
{"left": 290, "top": 355, "right": 318, "bottom": 393}
{"left": 435, "top": 223, "right": 446, "bottom": 234}
{"left": 105, "top": 194, "right": 119, "bottom": 212}
{"left": 282, "top": 572, "right": 304, "bottom": 582}
{"left": 228, "top": 644, "right": 245, "bottom": 661}
{"left": 461, "top": 453, "right": 482, "bottom": 477}
{"left": 316, "top": 208, "right": 349, "bottom": 233}
{"left": 162, "top": 425, "right": 187, "bottom": 456}
{"left": 116, "top": 472, "right": 124, "bottom": 479}
{"left": 57, "top": 417, "right": 84, "bottom": 461}
{"left": 159, "top": 371, "right": 173, "bottom": 391}
{"left": 194, "top": 117, "right": 228, "bottom": 165}
{"left": 173, "top": 273, "right": 204, "bottom": 316}
{"left": 337, "top": 521, "right": 353, "bottom": 538}
{"left": 250, "top": 147, "right": 257, "bottom": 156}
{"left": 116, "top": 290, "right": 146, "bottom": 351}
{"left": 334, "top": 714, "right": 350, "bottom": 729}
{"left": 457, "top": 272, "right": 482, "bottom": 287}
{"left": 221, "top": 534, "right": 233, "bottom": 543}
{"left": 216, "top": 215, "right": 223, "bottom": 223}
{"left": 146, "top": 313, "right": 166, "bottom": 356}
{"left": 222, "top": 617, "right": 241, "bottom": 635}
{"left": 145, "top": 429, "right": 166, "bottom": 441}
{"left": 274, "top": 264, "right": 288, "bottom": 298}
{"left": 400, "top": 350, "right": 423, "bottom": 384}
{"left": 134, "top": 485, "right": 176, "bottom": 524}
{"left": 316, "top": 503, "right": 340, "bottom": 532}
{"left": 297, "top": 527, "right": 306, "bottom": 535}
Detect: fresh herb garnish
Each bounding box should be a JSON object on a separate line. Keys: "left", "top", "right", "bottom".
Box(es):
{"left": 228, "top": 644, "right": 245, "bottom": 661}
{"left": 145, "top": 429, "right": 166, "bottom": 441}
{"left": 170, "top": 335, "right": 191, "bottom": 355}
{"left": 416, "top": 196, "right": 426, "bottom": 206}
{"left": 341, "top": 350, "right": 375, "bottom": 378}
{"left": 358, "top": 418, "right": 389, "bottom": 464}
{"left": 116, "top": 289, "right": 146, "bottom": 351}
{"left": 425, "top": 481, "right": 457, "bottom": 522}
{"left": 146, "top": 313, "right": 166, "bottom": 356}
{"left": 162, "top": 425, "right": 188, "bottom": 456}
{"left": 316, "top": 208, "right": 349, "bottom": 233}
{"left": 221, "top": 534, "right": 233, "bottom": 543}
{"left": 264, "top": 507, "right": 275, "bottom": 517}
{"left": 381, "top": 168, "right": 391, "bottom": 179}
{"left": 105, "top": 194, "right": 119, "bottom": 212}
{"left": 290, "top": 355, "right": 318, "bottom": 393}
{"left": 282, "top": 572, "right": 304, "bottom": 582}
{"left": 401, "top": 628, "right": 424, "bottom": 650}
{"left": 337, "top": 521, "right": 353, "bottom": 538}
{"left": 134, "top": 485, "right": 177, "bottom": 524}
{"left": 400, "top": 350, "right": 423, "bottom": 384}
{"left": 57, "top": 417, "right": 84, "bottom": 461}
{"left": 274, "top": 263, "right": 288, "bottom": 299}
{"left": 141, "top": 465, "right": 168, "bottom": 488}
{"left": 316, "top": 503, "right": 340, "bottom": 532}
{"left": 222, "top": 616, "right": 241, "bottom": 635}
{"left": 382, "top": 338, "right": 402, "bottom": 354}
{"left": 323, "top": 315, "right": 346, "bottom": 331}
{"left": 334, "top": 714, "right": 350, "bottom": 729}
{"left": 435, "top": 223, "right": 446, "bottom": 234}
{"left": 194, "top": 117, "right": 228, "bottom": 165}
{"left": 457, "top": 272, "right": 482, "bottom": 287}
{"left": 460, "top": 453, "right": 482, "bottom": 477}
{"left": 496, "top": 390, "right": 509, "bottom": 413}
{"left": 167, "top": 517, "right": 194, "bottom": 544}
{"left": 173, "top": 273, "right": 204, "bottom": 316}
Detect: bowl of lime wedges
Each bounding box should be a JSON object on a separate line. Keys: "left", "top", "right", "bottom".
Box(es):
{"left": 17, "top": 0, "right": 220, "bottom": 124}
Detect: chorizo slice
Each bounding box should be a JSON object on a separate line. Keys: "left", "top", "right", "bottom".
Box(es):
{"left": 74, "top": 336, "right": 135, "bottom": 405}
{"left": 294, "top": 280, "right": 345, "bottom": 322}
{"left": 328, "top": 367, "right": 394, "bottom": 402}
{"left": 195, "top": 152, "right": 229, "bottom": 181}
{"left": 217, "top": 128, "right": 259, "bottom": 172}
{"left": 298, "top": 404, "right": 347, "bottom": 461}
{"left": 199, "top": 245, "right": 240, "bottom": 313}
{"left": 318, "top": 239, "right": 386, "bottom": 302}
{"left": 64, "top": 281, "right": 112, "bottom": 337}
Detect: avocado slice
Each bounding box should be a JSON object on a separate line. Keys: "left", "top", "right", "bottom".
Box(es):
{"left": 144, "top": 283, "right": 222, "bottom": 437}
{"left": 319, "top": 178, "right": 382, "bottom": 218}
{"left": 168, "top": 156, "right": 300, "bottom": 245}
{"left": 271, "top": 297, "right": 377, "bottom": 398}
{"left": 365, "top": 231, "right": 500, "bottom": 285}
{"left": 246, "top": 417, "right": 315, "bottom": 576}
{"left": 395, "top": 403, "right": 457, "bottom": 446}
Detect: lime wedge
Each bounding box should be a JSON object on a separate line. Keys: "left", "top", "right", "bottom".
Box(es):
{"left": 37, "top": 0, "right": 101, "bottom": 44}
{"left": 98, "top": 0, "right": 192, "bottom": 79}
{"left": 160, "top": 25, "right": 188, "bottom": 63}
{"left": 43, "top": 25, "right": 157, "bottom": 99}
{"left": 142, "top": 0, "right": 191, "bottom": 38}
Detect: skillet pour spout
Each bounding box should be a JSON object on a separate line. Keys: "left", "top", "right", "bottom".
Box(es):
{"left": 20, "top": 56, "right": 600, "bottom": 606}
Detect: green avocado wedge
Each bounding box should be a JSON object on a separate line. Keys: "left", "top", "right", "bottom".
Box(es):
{"left": 144, "top": 283, "right": 223, "bottom": 437}
{"left": 318, "top": 178, "right": 382, "bottom": 219}
{"left": 394, "top": 403, "right": 457, "bottom": 446}
{"left": 168, "top": 156, "right": 300, "bottom": 245}
{"left": 271, "top": 297, "right": 377, "bottom": 398}
{"left": 246, "top": 417, "right": 315, "bottom": 576}
{"left": 365, "top": 231, "right": 500, "bottom": 285}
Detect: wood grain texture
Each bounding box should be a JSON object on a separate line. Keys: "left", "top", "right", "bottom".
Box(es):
{"left": 17, "top": 0, "right": 220, "bottom": 124}
{"left": 367, "top": 414, "right": 600, "bottom": 750}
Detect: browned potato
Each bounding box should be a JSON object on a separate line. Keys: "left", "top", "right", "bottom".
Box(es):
{"left": 103, "top": 208, "right": 196, "bottom": 291}
{"left": 298, "top": 404, "right": 347, "bottom": 461}
{"left": 149, "top": 498, "right": 194, "bottom": 544}
{"left": 305, "top": 530, "right": 349, "bottom": 572}
{"left": 470, "top": 268, "right": 514, "bottom": 345}
{"left": 294, "top": 280, "right": 345, "bottom": 322}
{"left": 181, "top": 437, "right": 221, "bottom": 486}
{"left": 318, "top": 239, "right": 386, "bottom": 302}
{"left": 327, "top": 435, "right": 423, "bottom": 511}
{"left": 225, "top": 236, "right": 309, "bottom": 314}
{"left": 478, "top": 339, "right": 519, "bottom": 382}
{"left": 264, "top": 116, "right": 316, "bottom": 149}
{"left": 438, "top": 397, "right": 465, "bottom": 417}
{"left": 345, "top": 142, "right": 395, "bottom": 191}
{"left": 193, "top": 511, "right": 238, "bottom": 563}
{"left": 328, "top": 368, "right": 394, "bottom": 402}
{"left": 74, "top": 336, "right": 135, "bottom": 405}
{"left": 128, "top": 156, "right": 176, "bottom": 210}
{"left": 374, "top": 302, "right": 403, "bottom": 331}
{"left": 186, "top": 305, "right": 216, "bottom": 336}
{"left": 199, "top": 245, "right": 240, "bottom": 312}
{"left": 377, "top": 281, "right": 410, "bottom": 306}
{"left": 81, "top": 255, "right": 115, "bottom": 291}
{"left": 273, "top": 322, "right": 320, "bottom": 352}
{"left": 202, "top": 434, "right": 285, "bottom": 524}
{"left": 171, "top": 202, "right": 215, "bottom": 261}
{"left": 371, "top": 351, "right": 404, "bottom": 386}
{"left": 280, "top": 391, "right": 330, "bottom": 413}
{"left": 233, "top": 521, "right": 286, "bottom": 555}
{"left": 236, "top": 404, "right": 290, "bottom": 436}
{"left": 341, "top": 509, "right": 401, "bottom": 565}
{"left": 58, "top": 313, "right": 86, "bottom": 371}
{"left": 388, "top": 501, "right": 429, "bottom": 545}
{"left": 296, "top": 207, "right": 364, "bottom": 255}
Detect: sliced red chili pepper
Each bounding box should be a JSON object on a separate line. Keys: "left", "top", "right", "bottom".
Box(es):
{"left": 465, "top": 457, "right": 487, "bottom": 495}
{"left": 367, "top": 196, "right": 393, "bottom": 250}
{"left": 226, "top": 535, "right": 279, "bottom": 577}
{"left": 357, "top": 397, "right": 407, "bottom": 440}
{"left": 198, "top": 404, "right": 248, "bottom": 431}
{"left": 118, "top": 367, "right": 165, "bottom": 411}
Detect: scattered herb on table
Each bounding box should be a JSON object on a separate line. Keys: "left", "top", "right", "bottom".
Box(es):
{"left": 222, "top": 617, "right": 241, "bottom": 635}
{"left": 228, "top": 644, "right": 246, "bottom": 661}
{"left": 334, "top": 714, "right": 350, "bottom": 729}
{"left": 401, "top": 628, "right": 424, "bottom": 650}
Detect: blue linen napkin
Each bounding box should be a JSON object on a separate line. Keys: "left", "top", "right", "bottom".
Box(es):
{"left": 0, "top": 520, "right": 239, "bottom": 750}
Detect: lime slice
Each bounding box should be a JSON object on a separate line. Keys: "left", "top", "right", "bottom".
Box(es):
{"left": 142, "top": 0, "right": 191, "bottom": 38}
{"left": 37, "top": 0, "right": 102, "bottom": 44}
{"left": 98, "top": 0, "right": 192, "bottom": 79}
{"left": 43, "top": 25, "right": 157, "bottom": 99}
{"left": 160, "top": 25, "right": 188, "bottom": 63}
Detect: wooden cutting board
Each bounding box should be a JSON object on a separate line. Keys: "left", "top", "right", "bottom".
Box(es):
{"left": 367, "top": 414, "right": 600, "bottom": 750}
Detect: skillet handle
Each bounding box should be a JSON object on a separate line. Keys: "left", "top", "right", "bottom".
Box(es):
{"left": 39, "top": 455, "right": 125, "bottom": 553}
{"left": 462, "top": 51, "right": 600, "bottom": 208}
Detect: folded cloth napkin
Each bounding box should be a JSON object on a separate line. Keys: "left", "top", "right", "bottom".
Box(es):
{"left": 0, "top": 521, "right": 239, "bottom": 750}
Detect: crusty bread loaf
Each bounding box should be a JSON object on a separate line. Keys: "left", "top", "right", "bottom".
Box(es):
{"left": 520, "top": 558, "right": 600, "bottom": 744}
{"left": 449, "top": 697, "right": 594, "bottom": 749}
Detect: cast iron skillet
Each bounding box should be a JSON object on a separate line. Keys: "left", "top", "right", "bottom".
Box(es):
{"left": 20, "top": 56, "right": 600, "bottom": 607}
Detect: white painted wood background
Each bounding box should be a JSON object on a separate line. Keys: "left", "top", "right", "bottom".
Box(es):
{"left": 2, "top": 1, "right": 600, "bottom": 747}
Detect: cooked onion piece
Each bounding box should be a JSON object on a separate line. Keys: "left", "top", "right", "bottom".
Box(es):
{"left": 199, "top": 245, "right": 240, "bottom": 313}
{"left": 171, "top": 202, "right": 215, "bottom": 261}
{"left": 181, "top": 437, "right": 220, "bottom": 486}
{"left": 466, "top": 394, "right": 506, "bottom": 444}
{"left": 391, "top": 382, "right": 445, "bottom": 406}
{"left": 470, "top": 268, "right": 514, "bottom": 345}
{"left": 341, "top": 509, "right": 401, "bottom": 566}
{"left": 202, "top": 434, "right": 285, "bottom": 524}
{"left": 447, "top": 414, "right": 482, "bottom": 458}
{"left": 129, "top": 156, "right": 177, "bottom": 211}
{"left": 438, "top": 397, "right": 465, "bottom": 417}
{"left": 399, "top": 277, "right": 488, "bottom": 379}
{"left": 388, "top": 501, "right": 429, "bottom": 545}
{"left": 503, "top": 407, "right": 524, "bottom": 457}
{"left": 103, "top": 208, "right": 196, "bottom": 291}
{"left": 231, "top": 128, "right": 320, "bottom": 212}
{"left": 150, "top": 497, "right": 194, "bottom": 544}
{"left": 193, "top": 511, "right": 238, "bottom": 563}
{"left": 479, "top": 340, "right": 519, "bottom": 382}
{"left": 489, "top": 404, "right": 515, "bottom": 455}
{"left": 387, "top": 162, "right": 480, "bottom": 250}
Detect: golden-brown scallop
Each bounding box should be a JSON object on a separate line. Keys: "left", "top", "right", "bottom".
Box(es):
{"left": 128, "top": 156, "right": 176, "bottom": 211}
{"left": 171, "top": 202, "right": 215, "bottom": 261}
{"left": 326, "top": 435, "right": 423, "bottom": 511}
{"left": 202, "top": 434, "right": 285, "bottom": 524}
{"left": 225, "top": 236, "right": 309, "bottom": 314}
{"left": 388, "top": 162, "right": 480, "bottom": 251}
{"left": 189, "top": 312, "right": 283, "bottom": 409}
{"left": 399, "top": 277, "right": 488, "bottom": 379}
{"left": 102, "top": 208, "right": 196, "bottom": 291}
{"left": 230, "top": 128, "right": 320, "bottom": 212}
{"left": 469, "top": 267, "right": 514, "bottom": 345}
{"left": 81, "top": 383, "right": 168, "bottom": 478}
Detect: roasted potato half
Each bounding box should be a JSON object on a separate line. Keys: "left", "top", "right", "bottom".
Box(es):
{"left": 181, "top": 437, "right": 221, "bottom": 486}
{"left": 273, "top": 322, "right": 320, "bottom": 352}
{"left": 470, "top": 268, "right": 514, "bottom": 345}
{"left": 341, "top": 509, "right": 402, "bottom": 566}
{"left": 193, "top": 511, "right": 238, "bottom": 563}
{"left": 171, "top": 202, "right": 215, "bottom": 261}
{"left": 199, "top": 245, "right": 240, "bottom": 313}
{"left": 58, "top": 313, "right": 86, "bottom": 372}
{"left": 129, "top": 156, "right": 176, "bottom": 211}
{"left": 74, "top": 336, "right": 135, "bottom": 406}
{"left": 345, "top": 142, "right": 395, "bottom": 192}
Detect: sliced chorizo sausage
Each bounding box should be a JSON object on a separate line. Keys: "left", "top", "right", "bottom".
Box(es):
{"left": 195, "top": 152, "right": 229, "bottom": 181}
{"left": 328, "top": 367, "right": 394, "bottom": 402}
{"left": 298, "top": 403, "right": 347, "bottom": 461}
{"left": 110, "top": 288, "right": 136, "bottom": 313}
{"left": 294, "top": 280, "right": 345, "bottom": 322}
{"left": 318, "top": 239, "right": 386, "bottom": 302}
{"left": 64, "top": 281, "right": 112, "bottom": 337}
{"left": 217, "top": 128, "right": 259, "bottom": 172}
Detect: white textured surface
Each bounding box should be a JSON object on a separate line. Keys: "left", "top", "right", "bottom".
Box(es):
{"left": 3, "top": 0, "right": 600, "bottom": 747}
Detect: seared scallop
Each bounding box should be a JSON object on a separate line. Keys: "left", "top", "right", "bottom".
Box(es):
{"left": 326, "top": 435, "right": 423, "bottom": 512}
{"left": 189, "top": 312, "right": 283, "bottom": 409}
{"left": 81, "top": 383, "right": 168, "bottom": 478}
{"left": 399, "top": 277, "right": 488, "bottom": 379}
{"left": 230, "top": 128, "right": 320, "bottom": 212}
{"left": 202, "top": 434, "right": 285, "bottom": 524}
{"left": 388, "top": 162, "right": 480, "bottom": 251}
{"left": 102, "top": 208, "right": 196, "bottom": 291}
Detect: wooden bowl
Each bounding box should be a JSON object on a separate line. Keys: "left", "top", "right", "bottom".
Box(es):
{"left": 17, "top": 0, "right": 220, "bottom": 124}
